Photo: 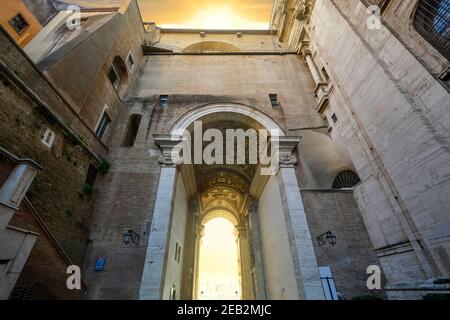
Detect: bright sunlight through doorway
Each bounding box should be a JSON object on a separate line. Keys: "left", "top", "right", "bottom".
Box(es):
{"left": 197, "top": 217, "right": 241, "bottom": 300}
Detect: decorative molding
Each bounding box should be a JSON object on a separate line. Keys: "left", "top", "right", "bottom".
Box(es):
{"left": 375, "top": 241, "right": 414, "bottom": 258}
{"left": 250, "top": 199, "right": 259, "bottom": 213}
{"left": 277, "top": 136, "right": 301, "bottom": 168}
{"left": 294, "top": 0, "right": 313, "bottom": 22}
{"left": 279, "top": 152, "right": 298, "bottom": 166}
{"left": 195, "top": 225, "right": 205, "bottom": 240}
{"left": 169, "top": 103, "right": 286, "bottom": 137}
{"left": 316, "top": 90, "right": 330, "bottom": 115}
{"left": 234, "top": 225, "right": 248, "bottom": 239}
{"left": 153, "top": 134, "right": 184, "bottom": 167}
{"left": 188, "top": 196, "right": 200, "bottom": 214}
{"left": 299, "top": 40, "right": 311, "bottom": 59}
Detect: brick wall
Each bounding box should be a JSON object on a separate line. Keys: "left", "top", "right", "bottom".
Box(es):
{"left": 0, "top": 75, "right": 98, "bottom": 265}
{"left": 302, "top": 190, "right": 385, "bottom": 299}
{"left": 0, "top": 30, "right": 108, "bottom": 265}
{"left": 9, "top": 199, "right": 86, "bottom": 300}
{"left": 0, "top": 157, "right": 14, "bottom": 187}
{"left": 0, "top": 28, "right": 108, "bottom": 157}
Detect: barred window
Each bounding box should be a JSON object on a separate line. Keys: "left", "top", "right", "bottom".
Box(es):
{"left": 332, "top": 170, "right": 361, "bottom": 189}
{"left": 413, "top": 0, "right": 450, "bottom": 61}
{"left": 9, "top": 285, "right": 36, "bottom": 300}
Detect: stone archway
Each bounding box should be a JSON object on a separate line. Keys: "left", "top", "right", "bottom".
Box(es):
{"left": 182, "top": 41, "right": 241, "bottom": 53}
{"left": 193, "top": 171, "right": 254, "bottom": 300}
{"left": 139, "top": 103, "right": 325, "bottom": 300}
{"left": 170, "top": 103, "right": 286, "bottom": 137}
{"left": 195, "top": 212, "right": 241, "bottom": 300}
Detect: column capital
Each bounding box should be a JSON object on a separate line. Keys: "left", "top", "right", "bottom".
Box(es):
{"left": 299, "top": 41, "right": 311, "bottom": 59}
{"left": 250, "top": 199, "right": 258, "bottom": 213}
{"left": 188, "top": 197, "right": 200, "bottom": 215}
{"left": 273, "top": 136, "right": 301, "bottom": 168}
{"left": 196, "top": 225, "right": 205, "bottom": 239}
{"left": 234, "top": 225, "right": 248, "bottom": 239}
{"left": 153, "top": 134, "right": 183, "bottom": 167}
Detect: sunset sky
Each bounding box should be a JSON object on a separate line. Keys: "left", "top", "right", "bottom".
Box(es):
{"left": 67, "top": 0, "right": 274, "bottom": 29}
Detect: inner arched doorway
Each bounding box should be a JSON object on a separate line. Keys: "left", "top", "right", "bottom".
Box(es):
{"left": 197, "top": 216, "right": 240, "bottom": 300}
{"left": 140, "top": 103, "right": 325, "bottom": 301}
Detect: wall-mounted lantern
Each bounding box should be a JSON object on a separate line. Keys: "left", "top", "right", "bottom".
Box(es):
{"left": 317, "top": 231, "right": 337, "bottom": 247}
{"left": 123, "top": 229, "right": 140, "bottom": 245}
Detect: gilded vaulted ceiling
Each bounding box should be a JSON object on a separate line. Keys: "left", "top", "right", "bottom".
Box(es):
{"left": 198, "top": 169, "right": 251, "bottom": 221}
{"left": 192, "top": 115, "right": 262, "bottom": 223}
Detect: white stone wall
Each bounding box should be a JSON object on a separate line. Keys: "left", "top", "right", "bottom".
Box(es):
{"left": 258, "top": 175, "right": 300, "bottom": 299}
{"left": 305, "top": 0, "right": 450, "bottom": 284}
{"left": 129, "top": 54, "right": 326, "bottom": 135}
{"left": 156, "top": 32, "right": 289, "bottom": 53}
{"left": 162, "top": 173, "right": 188, "bottom": 300}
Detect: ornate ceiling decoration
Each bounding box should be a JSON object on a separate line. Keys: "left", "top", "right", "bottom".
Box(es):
{"left": 190, "top": 116, "right": 265, "bottom": 224}
{"left": 198, "top": 170, "right": 251, "bottom": 223}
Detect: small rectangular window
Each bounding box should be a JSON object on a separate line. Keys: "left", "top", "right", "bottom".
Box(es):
{"left": 269, "top": 94, "right": 279, "bottom": 108}
{"left": 122, "top": 114, "right": 142, "bottom": 147}
{"left": 9, "top": 13, "right": 29, "bottom": 35}
{"left": 41, "top": 128, "right": 56, "bottom": 149}
{"left": 159, "top": 95, "right": 168, "bottom": 108}
{"left": 126, "top": 53, "right": 135, "bottom": 72}
{"left": 332, "top": 113, "right": 338, "bottom": 123}
{"left": 177, "top": 245, "right": 181, "bottom": 263}
{"left": 85, "top": 164, "right": 98, "bottom": 186}
{"left": 95, "top": 111, "right": 111, "bottom": 140}
{"left": 322, "top": 67, "right": 330, "bottom": 82}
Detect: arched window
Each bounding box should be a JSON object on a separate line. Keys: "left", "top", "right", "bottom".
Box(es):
{"left": 332, "top": 170, "right": 361, "bottom": 189}
{"left": 413, "top": 0, "right": 450, "bottom": 60}
{"left": 108, "top": 56, "right": 129, "bottom": 92}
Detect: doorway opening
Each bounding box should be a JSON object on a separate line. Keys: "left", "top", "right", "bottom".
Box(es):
{"left": 197, "top": 217, "right": 241, "bottom": 300}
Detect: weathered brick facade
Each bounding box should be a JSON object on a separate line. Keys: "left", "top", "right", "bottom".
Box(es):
{"left": 1, "top": 0, "right": 449, "bottom": 300}
{"left": 301, "top": 190, "right": 385, "bottom": 299}
{"left": 0, "top": 29, "right": 101, "bottom": 265}
{"left": 8, "top": 199, "right": 87, "bottom": 300}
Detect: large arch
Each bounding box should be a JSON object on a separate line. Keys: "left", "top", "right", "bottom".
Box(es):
{"left": 182, "top": 41, "right": 241, "bottom": 53}
{"left": 200, "top": 209, "right": 239, "bottom": 227}
{"left": 170, "top": 103, "right": 286, "bottom": 137}
{"left": 140, "top": 103, "right": 324, "bottom": 301}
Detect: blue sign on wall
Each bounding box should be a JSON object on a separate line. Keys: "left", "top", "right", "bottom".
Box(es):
{"left": 95, "top": 257, "right": 105, "bottom": 271}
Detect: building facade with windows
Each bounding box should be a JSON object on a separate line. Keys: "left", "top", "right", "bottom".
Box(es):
{"left": 0, "top": 0, "right": 45, "bottom": 47}
{"left": 0, "top": 0, "right": 449, "bottom": 300}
